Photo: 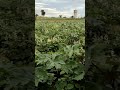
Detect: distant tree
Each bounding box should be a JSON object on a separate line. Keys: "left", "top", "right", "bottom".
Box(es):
{"left": 71, "top": 16, "right": 74, "bottom": 18}
{"left": 63, "top": 17, "right": 66, "bottom": 18}
{"left": 35, "top": 14, "right": 38, "bottom": 20}
{"left": 59, "top": 15, "right": 62, "bottom": 18}
{"left": 35, "top": 14, "right": 38, "bottom": 17}
{"left": 51, "top": 17, "right": 55, "bottom": 18}
{"left": 41, "top": 10, "right": 45, "bottom": 17}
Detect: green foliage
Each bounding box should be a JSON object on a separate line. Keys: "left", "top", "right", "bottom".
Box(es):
{"left": 0, "top": 0, "right": 34, "bottom": 89}
{"left": 85, "top": 0, "right": 120, "bottom": 90}
{"left": 35, "top": 19, "right": 85, "bottom": 90}
{"left": 0, "top": 62, "right": 34, "bottom": 90}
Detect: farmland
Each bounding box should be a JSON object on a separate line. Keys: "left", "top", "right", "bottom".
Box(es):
{"left": 35, "top": 18, "right": 85, "bottom": 90}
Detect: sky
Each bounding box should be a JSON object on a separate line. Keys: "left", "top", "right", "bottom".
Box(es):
{"left": 35, "top": 0, "right": 85, "bottom": 17}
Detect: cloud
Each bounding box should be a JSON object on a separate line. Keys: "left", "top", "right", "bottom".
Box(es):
{"left": 35, "top": 0, "right": 85, "bottom": 17}
{"left": 36, "top": 3, "right": 48, "bottom": 5}
{"left": 39, "top": 0, "right": 68, "bottom": 3}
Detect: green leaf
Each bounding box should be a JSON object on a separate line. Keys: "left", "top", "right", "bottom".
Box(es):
{"left": 66, "top": 84, "right": 74, "bottom": 89}
{"left": 73, "top": 72, "right": 85, "bottom": 81}
{"left": 55, "top": 63, "right": 61, "bottom": 69}
{"left": 69, "top": 50, "right": 73, "bottom": 58}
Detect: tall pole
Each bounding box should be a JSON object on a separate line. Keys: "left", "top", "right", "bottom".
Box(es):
{"left": 72, "top": 0, "right": 77, "bottom": 18}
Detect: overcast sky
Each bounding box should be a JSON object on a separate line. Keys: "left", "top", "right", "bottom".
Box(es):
{"left": 35, "top": 0, "right": 85, "bottom": 17}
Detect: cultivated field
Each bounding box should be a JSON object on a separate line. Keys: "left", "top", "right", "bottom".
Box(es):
{"left": 35, "top": 18, "right": 85, "bottom": 90}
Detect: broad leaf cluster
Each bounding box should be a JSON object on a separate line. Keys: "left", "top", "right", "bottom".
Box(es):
{"left": 35, "top": 20, "right": 85, "bottom": 90}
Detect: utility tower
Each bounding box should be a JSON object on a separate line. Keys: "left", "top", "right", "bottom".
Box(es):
{"left": 73, "top": 0, "right": 78, "bottom": 18}
{"left": 74, "top": 10, "right": 77, "bottom": 18}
